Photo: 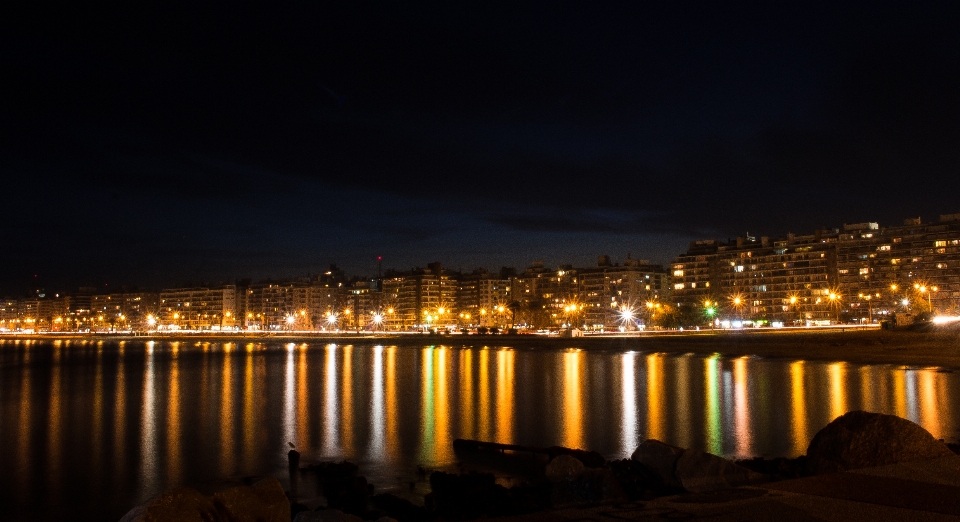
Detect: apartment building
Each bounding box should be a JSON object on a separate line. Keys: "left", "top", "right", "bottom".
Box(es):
{"left": 159, "top": 285, "right": 239, "bottom": 330}
{"left": 580, "top": 255, "right": 668, "bottom": 330}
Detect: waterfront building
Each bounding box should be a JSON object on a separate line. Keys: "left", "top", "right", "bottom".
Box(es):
{"left": 837, "top": 214, "right": 960, "bottom": 319}
{"left": 672, "top": 231, "right": 840, "bottom": 324}
{"left": 580, "top": 255, "right": 668, "bottom": 330}
{"left": 389, "top": 263, "right": 457, "bottom": 330}
{"left": 89, "top": 292, "right": 160, "bottom": 331}
{"left": 671, "top": 213, "right": 960, "bottom": 325}
{"left": 455, "top": 268, "right": 512, "bottom": 327}
{"left": 159, "top": 285, "right": 238, "bottom": 330}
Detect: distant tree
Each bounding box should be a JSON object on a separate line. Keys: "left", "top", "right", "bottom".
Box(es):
{"left": 507, "top": 301, "right": 522, "bottom": 326}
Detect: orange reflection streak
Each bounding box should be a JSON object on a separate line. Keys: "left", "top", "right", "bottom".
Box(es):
{"left": 220, "top": 350, "right": 234, "bottom": 476}
{"left": 789, "top": 361, "right": 808, "bottom": 456}
{"left": 675, "top": 356, "right": 692, "bottom": 449}
{"left": 733, "top": 357, "right": 752, "bottom": 456}
{"left": 859, "top": 366, "right": 874, "bottom": 412}
{"left": 167, "top": 356, "right": 182, "bottom": 485}
{"left": 828, "top": 363, "right": 847, "bottom": 421}
{"left": 460, "top": 349, "right": 474, "bottom": 438}
{"left": 297, "top": 349, "right": 308, "bottom": 450}
{"left": 16, "top": 359, "right": 32, "bottom": 501}
{"left": 479, "top": 348, "right": 491, "bottom": 441}
{"left": 92, "top": 351, "right": 104, "bottom": 486}
{"left": 341, "top": 345, "right": 354, "bottom": 458}
{"left": 420, "top": 347, "right": 435, "bottom": 463}
{"left": 919, "top": 370, "right": 939, "bottom": 437}
{"left": 114, "top": 351, "right": 127, "bottom": 486}
{"left": 893, "top": 368, "right": 907, "bottom": 419}
{"left": 495, "top": 349, "right": 514, "bottom": 444}
{"left": 243, "top": 352, "right": 255, "bottom": 474}
{"left": 386, "top": 346, "right": 398, "bottom": 462}
{"left": 435, "top": 347, "right": 451, "bottom": 462}
{"left": 47, "top": 348, "right": 63, "bottom": 497}
{"left": 563, "top": 350, "right": 584, "bottom": 449}
{"left": 646, "top": 353, "right": 663, "bottom": 442}
{"left": 140, "top": 347, "right": 158, "bottom": 499}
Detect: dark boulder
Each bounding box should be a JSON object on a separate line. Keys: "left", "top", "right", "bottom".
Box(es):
{"left": 631, "top": 439, "right": 764, "bottom": 493}
{"left": 806, "top": 410, "right": 954, "bottom": 474}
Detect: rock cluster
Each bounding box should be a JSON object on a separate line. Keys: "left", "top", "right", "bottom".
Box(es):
{"left": 121, "top": 411, "right": 958, "bottom": 522}
{"left": 631, "top": 440, "right": 767, "bottom": 492}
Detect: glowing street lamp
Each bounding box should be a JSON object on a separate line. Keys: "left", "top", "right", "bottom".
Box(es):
{"left": 914, "top": 283, "right": 938, "bottom": 312}
{"left": 828, "top": 292, "right": 841, "bottom": 323}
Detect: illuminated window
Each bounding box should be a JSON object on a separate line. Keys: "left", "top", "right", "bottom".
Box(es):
{"left": 938, "top": 263, "right": 948, "bottom": 269}
{"left": 674, "top": 283, "right": 685, "bottom": 290}
{"left": 859, "top": 268, "right": 869, "bottom": 275}
{"left": 734, "top": 265, "right": 744, "bottom": 272}
{"left": 935, "top": 240, "right": 947, "bottom": 247}
{"left": 878, "top": 245, "right": 891, "bottom": 251}
{"left": 937, "top": 248, "right": 946, "bottom": 254}
{"left": 893, "top": 238, "right": 902, "bottom": 243}
{"left": 891, "top": 258, "right": 900, "bottom": 265}
{"left": 673, "top": 270, "right": 684, "bottom": 277}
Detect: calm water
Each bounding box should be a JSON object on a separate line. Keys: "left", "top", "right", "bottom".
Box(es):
{"left": 1, "top": 338, "right": 959, "bottom": 521}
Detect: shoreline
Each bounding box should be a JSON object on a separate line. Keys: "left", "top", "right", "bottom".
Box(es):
{"left": 5, "top": 327, "right": 960, "bottom": 368}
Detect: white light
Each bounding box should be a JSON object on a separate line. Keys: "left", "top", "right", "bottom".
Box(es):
{"left": 932, "top": 315, "right": 960, "bottom": 325}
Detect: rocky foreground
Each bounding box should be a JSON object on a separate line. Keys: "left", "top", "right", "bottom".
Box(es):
{"left": 120, "top": 411, "right": 960, "bottom": 522}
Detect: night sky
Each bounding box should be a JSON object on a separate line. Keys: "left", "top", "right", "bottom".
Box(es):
{"left": 5, "top": 2, "right": 959, "bottom": 295}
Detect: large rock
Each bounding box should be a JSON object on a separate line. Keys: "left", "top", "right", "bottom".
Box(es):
{"left": 119, "top": 478, "right": 290, "bottom": 522}
{"left": 631, "top": 439, "right": 684, "bottom": 489}
{"left": 631, "top": 439, "right": 763, "bottom": 493}
{"left": 806, "top": 410, "right": 954, "bottom": 474}
{"left": 213, "top": 477, "right": 290, "bottom": 522}
{"left": 545, "top": 454, "right": 586, "bottom": 482}
{"left": 674, "top": 449, "right": 764, "bottom": 492}
{"left": 118, "top": 488, "right": 223, "bottom": 522}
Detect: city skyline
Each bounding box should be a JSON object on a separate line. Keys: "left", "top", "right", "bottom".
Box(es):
{"left": 6, "top": 209, "right": 960, "bottom": 334}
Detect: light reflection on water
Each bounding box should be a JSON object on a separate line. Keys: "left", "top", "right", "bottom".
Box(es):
{"left": 1, "top": 339, "right": 960, "bottom": 521}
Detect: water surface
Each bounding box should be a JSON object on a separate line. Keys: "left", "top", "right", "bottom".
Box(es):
{"left": 1, "top": 338, "right": 958, "bottom": 521}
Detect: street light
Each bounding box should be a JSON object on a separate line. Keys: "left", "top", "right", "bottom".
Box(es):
{"left": 914, "top": 283, "right": 938, "bottom": 312}
{"left": 828, "top": 292, "right": 840, "bottom": 323}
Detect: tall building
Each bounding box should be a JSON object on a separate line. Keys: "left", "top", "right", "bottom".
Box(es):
{"left": 159, "top": 286, "right": 239, "bottom": 330}
{"left": 390, "top": 263, "right": 457, "bottom": 330}
{"left": 671, "top": 213, "right": 960, "bottom": 324}
{"left": 580, "top": 255, "right": 668, "bottom": 330}
{"left": 837, "top": 214, "right": 960, "bottom": 319}
{"left": 456, "top": 268, "right": 512, "bottom": 327}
